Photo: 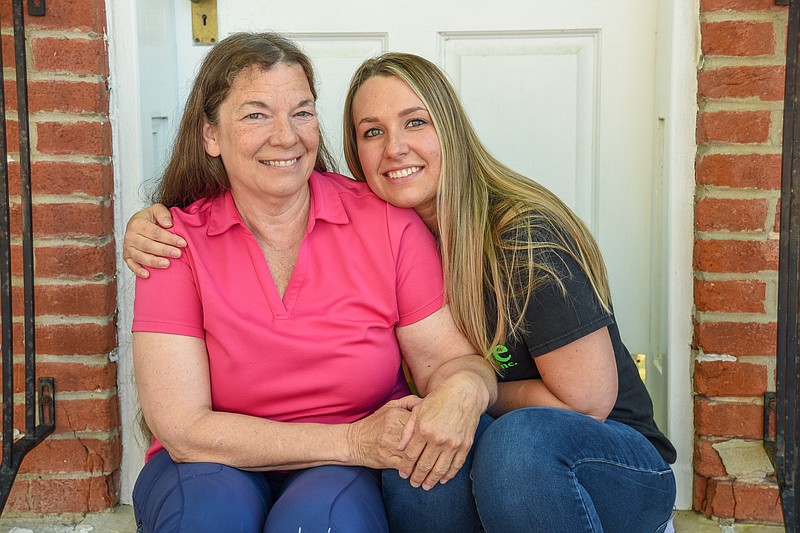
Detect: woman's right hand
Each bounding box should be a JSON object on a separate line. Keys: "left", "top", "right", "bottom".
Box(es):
{"left": 122, "top": 204, "right": 186, "bottom": 278}
{"left": 347, "top": 395, "right": 422, "bottom": 470}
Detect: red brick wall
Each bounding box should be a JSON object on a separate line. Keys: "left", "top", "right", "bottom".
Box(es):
{"left": 694, "top": 0, "right": 787, "bottom": 524}
{"left": 0, "top": 0, "right": 119, "bottom": 514}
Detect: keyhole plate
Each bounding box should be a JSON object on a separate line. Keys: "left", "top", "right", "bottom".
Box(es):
{"left": 191, "top": 0, "right": 218, "bottom": 46}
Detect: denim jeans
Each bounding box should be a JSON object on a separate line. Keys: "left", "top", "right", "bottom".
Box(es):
{"left": 381, "top": 413, "right": 494, "bottom": 532}
{"left": 133, "top": 450, "right": 388, "bottom": 533}
{"left": 472, "top": 407, "right": 676, "bottom": 533}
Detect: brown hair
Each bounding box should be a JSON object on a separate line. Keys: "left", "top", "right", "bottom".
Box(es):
{"left": 155, "top": 32, "right": 336, "bottom": 208}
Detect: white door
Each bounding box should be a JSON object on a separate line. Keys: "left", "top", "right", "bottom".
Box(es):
{"left": 116, "top": 0, "right": 694, "bottom": 509}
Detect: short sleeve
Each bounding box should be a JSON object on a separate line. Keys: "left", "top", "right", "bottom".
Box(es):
{"left": 388, "top": 206, "right": 446, "bottom": 327}
{"left": 522, "top": 247, "right": 614, "bottom": 358}
{"left": 131, "top": 217, "right": 205, "bottom": 339}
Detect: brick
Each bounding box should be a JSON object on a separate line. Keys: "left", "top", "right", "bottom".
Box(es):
{"left": 694, "top": 360, "right": 768, "bottom": 396}
{"left": 696, "top": 154, "right": 782, "bottom": 190}
{"left": 30, "top": 474, "right": 117, "bottom": 513}
{"left": 704, "top": 478, "right": 735, "bottom": 517}
{"left": 697, "top": 110, "right": 771, "bottom": 144}
{"left": 8, "top": 160, "right": 114, "bottom": 196}
{"left": 11, "top": 241, "right": 116, "bottom": 278}
{"left": 19, "top": 435, "right": 120, "bottom": 474}
{"left": 5, "top": 479, "right": 30, "bottom": 512}
{"left": 701, "top": 0, "right": 788, "bottom": 11}
{"left": 4, "top": 359, "right": 116, "bottom": 394}
{"left": 32, "top": 322, "right": 117, "bottom": 356}
{"left": 774, "top": 199, "right": 781, "bottom": 232}
{"left": 13, "top": 282, "right": 117, "bottom": 316}
{"left": 694, "top": 239, "right": 778, "bottom": 273}
{"left": 695, "top": 321, "right": 776, "bottom": 356}
{"left": 1, "top": 33, "right": 14, "bottom": 69}
{"left": 6, "top": 202, "right": 113, "bottom": 238}
{"left": 31, "top": 37, "right": 108, "bottom": 76}
{"left": 694, "top": 279, "right": 766, "bottom": 313}
{"left": 694, "top": 398, "right": 763, "bottom": 438}
{"left": 699, "top": 66, "right": 785, "bottom": 101}
{"left": 695, "top": 197, "right": 769, "bottom": 232}
{"left": 695, "top": 438, "right": 728, "bottom": 477}
{"left": 6, "top": 79, "right": 110, "bottom": 114}
{"left": 733, "top": 483, "right": 783, "bottom": 523}
{"left": 0, "top": 0, "right": 107, "bottom": 33}
{"left": 702, "top": 21, "right": 775, "bottom": 56}
{"left": 6, "top": 320, "right": 116, "bottom": 356}
{"left": 33, "top": 361, "right": 117, "bottom": 393}
{"left": 694, "top": 474, "right": 709, "bottom": 513}
{"left": 55, "top": 397, "right": 119, "bottom": 434}
{"left": 36, "top": 120, "right": 112, "bottom": 156}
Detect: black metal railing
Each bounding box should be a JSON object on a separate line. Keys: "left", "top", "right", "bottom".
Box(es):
{"left": 0, "top": 0, "right": 54, "bottom": 515}
{"left": 769, "top": 0, "right": 800, "bottom": 530}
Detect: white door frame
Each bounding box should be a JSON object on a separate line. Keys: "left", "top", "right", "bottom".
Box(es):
{"left": 106, "top": 0, "right": 698, "bottom": 508}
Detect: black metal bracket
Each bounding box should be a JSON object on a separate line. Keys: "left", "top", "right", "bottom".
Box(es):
{"left": 27, "top": 0, "right": 44, "bottom": 16}
{"left": 778, "top": 0, "right": 790, "bottom": 6}
{"left": 28, "top": 0, "right": 47, "bottom": 17}
{"left": 0, "top": 0, "right": 55, "bottom": 515}
{"left": 771, "top": 0, "right": 800, "bottom": 526}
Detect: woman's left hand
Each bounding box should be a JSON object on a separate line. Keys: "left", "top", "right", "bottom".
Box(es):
{"left": 395, "top": 373, "right": 485, "bottom": 490}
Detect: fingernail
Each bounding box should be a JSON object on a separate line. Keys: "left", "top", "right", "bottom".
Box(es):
{"left": 171, "top": 249, "right": 182, "bottom": 258}
{"left": 177, "top": 239, "right": 187, "bottom": 247}
{"left": 158, "top": 259, "right": 170, "bottom": 268}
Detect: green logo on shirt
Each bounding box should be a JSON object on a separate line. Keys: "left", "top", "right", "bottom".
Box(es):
{"left": 492, "top": 345, "right": 517, "bottom": 369}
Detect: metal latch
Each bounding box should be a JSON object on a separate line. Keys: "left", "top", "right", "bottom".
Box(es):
{"left": 191, "top": 0, "right": 218, "bottom": 46}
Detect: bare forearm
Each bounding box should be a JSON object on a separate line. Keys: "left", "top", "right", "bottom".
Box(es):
{"left": 488, "top": 379, "right": 570, "bottom": 417}
{"left": 423, "top": 355, "right": 497, "bottom": 410}
{"left": 155, "top": 411, "right": 353, "bottom": 470}
{"left": 489, "top": 379, "right": 613, "bottom": 421}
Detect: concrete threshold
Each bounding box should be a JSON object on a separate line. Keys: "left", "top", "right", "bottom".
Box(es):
{"left": 0, "top": 506, "right": 787, "bottom": 532}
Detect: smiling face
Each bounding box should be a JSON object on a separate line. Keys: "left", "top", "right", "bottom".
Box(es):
{"left": 351, "top": 75, "right": 442, "bottom": 229}
{"left": 202, "top": 63, "right": 319, "bottom": 203}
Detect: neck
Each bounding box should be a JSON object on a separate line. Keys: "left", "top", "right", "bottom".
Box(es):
{"left": 233, "top": 186, "right": 310, "bottom": 247}
{"left": 414, "top": 202, "right": 439, "bottom": 236}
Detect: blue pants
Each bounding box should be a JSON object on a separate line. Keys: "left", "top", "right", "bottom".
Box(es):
{"left": 133, "top": 450, "right": 388, "bottom": 533}
{"left": 383, "top": 408, "right": 675, "bottom": 533}
{"left": 474, "top": 408, "right": 676, "bottom": 533}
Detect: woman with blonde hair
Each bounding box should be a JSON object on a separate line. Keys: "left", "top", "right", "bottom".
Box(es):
{"left": 126, "top": 51, "right": 676, "bottom": 532}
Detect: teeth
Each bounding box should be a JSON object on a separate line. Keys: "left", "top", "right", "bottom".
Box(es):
{"left": 387, "top": 167, "right": 421, "bottom": 179}
{"left": 262, "top": 158, "right": 298, "bottom": 167}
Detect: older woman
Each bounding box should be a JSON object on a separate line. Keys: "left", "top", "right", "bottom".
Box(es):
{"left": 129, "top": 33, "right": 495, "bottom": 533}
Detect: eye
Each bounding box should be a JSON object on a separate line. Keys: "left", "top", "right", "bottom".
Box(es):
{"left": 363, "top": 127, "right": 383, "bottom": 138}
{"left": 407, "top": 118, "right": 426, "bottom": 128}
{"left": 245, "top": 112, "right": 263, "bottom": 120}
{"left": 295, "top": 110, "right": 314, "bottom": 119}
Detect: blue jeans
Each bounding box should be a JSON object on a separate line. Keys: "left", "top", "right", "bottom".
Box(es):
{"left": 382, "top": 413, "right": 494, "bottom": 532}
{"left": 133, "top": 449, "right": 388, "bottom": 533}
{"left": 472, "top": 407, "right": 676, "bottom": 533}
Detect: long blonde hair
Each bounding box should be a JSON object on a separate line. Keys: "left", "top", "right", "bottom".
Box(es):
{"left": 343, "top": 53, "right": 611, "bottom": 357}
{"left": 155, "top": 32, "right": 336, "bottom": 208}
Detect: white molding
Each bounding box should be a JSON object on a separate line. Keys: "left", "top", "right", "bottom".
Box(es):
{"left": 658, "top": 0, "right": 700, "bottom": 510}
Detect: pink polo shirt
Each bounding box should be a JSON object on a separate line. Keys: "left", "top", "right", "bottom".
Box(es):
{"left": 133, "top": 171, "right": 445, "bottom": 461}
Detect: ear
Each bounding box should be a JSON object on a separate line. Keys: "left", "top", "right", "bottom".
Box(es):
{"left": 202, "top": 115, "right": 221, "bottom": 157}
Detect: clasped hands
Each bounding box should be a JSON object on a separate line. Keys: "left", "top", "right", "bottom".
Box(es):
{"left": 348, "top": 382, "right": 482, "bottom": 491}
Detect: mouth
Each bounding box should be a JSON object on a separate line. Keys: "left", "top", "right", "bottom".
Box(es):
{"left": 260, "top": 157, "right": 299, "bottom": 167}
{"left": 385, "top": 166, "right": 422, "bottom": 179}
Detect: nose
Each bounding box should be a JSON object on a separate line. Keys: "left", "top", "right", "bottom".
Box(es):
{"left": 269, "top": 116, "right": 299, "bottom": 147}
{"left": 385, "top": 131, "right": 409, "bottom": 158}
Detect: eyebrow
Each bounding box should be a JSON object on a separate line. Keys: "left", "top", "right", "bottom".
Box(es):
{"left": 238, "top": 99, "right": 316, "bottom": 111}
{"left": 357, "top": 106, "right": 428, "bottom": 126}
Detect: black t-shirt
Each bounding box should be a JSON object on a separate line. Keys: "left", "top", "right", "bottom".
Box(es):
{"left": 491, "top": 243, "right": 677, "bottom": 464}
